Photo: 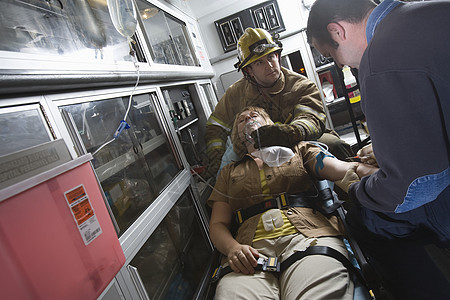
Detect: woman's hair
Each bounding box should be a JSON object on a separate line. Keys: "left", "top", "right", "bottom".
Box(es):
{"left": 231, "top": 106, "right": 274, "bottom": 157}
{"left": 306, "top": 0, "right": 377, "bottom": 48}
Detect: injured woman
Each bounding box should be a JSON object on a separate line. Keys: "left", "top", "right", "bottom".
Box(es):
{"left": 208, "top": 106, "right": 378, "bottom": 300}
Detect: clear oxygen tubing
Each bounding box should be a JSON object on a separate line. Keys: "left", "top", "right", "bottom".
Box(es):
{"left": 92, "top": 0, "right": 138, "bottom": 156}
{"left": 92, "top": 42, "right": 140, "bottom": 157}
{"left": 191, "top": 123, "right": 331, "bottom": 201}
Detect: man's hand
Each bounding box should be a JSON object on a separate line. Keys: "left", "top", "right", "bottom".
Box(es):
{"left": 251, "top": 124, "right": 305, "bottom": 148}
{"left": 356, "top": 162, "right": 379, "bottom": 178}
{"left": 335, "top": 163, "right": 360, "bottom": 193}
{"left": 227, "top": 244, "right": 259, "bottom": 274}
{"left": 357, "top": 144, "right": 378, "bottom": 167}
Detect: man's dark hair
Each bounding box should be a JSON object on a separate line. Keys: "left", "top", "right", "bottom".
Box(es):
{"left": 306, "top": 0, "right": 377, "bottom": 47}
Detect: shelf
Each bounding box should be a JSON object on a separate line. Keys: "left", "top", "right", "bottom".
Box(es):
{"left": 95, "top": 135, "right": 165, "bottom": 182}
{"left": 178, "top": 117, "right": 198, "bottom": 131}
{"left": 325, "top": 96, "right": 346, "bottom": 106}
{"left": 335, "top": 123, "right": 369, "bottom": 147}
{"left": 142, "top": 135, "right": 166, "bottom": 156}
{"left": 316, "top": 62, "right": 335, "bottom": 73}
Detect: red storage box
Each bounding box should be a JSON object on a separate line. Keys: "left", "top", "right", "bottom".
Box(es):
{"left": 0, "top": 154, "right": 125, "bottom": 300}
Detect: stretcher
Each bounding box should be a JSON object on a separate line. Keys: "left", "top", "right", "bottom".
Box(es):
{"left": 207, "top": 180, "right": 390, "bottom": 300}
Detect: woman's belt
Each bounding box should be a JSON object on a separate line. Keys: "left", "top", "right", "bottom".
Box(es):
{"left": 234, "top": 190, "right": 343, "bottom": 225}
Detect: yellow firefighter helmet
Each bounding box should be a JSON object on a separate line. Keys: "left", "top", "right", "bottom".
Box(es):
{"left": 235, "top": 28, "right": 282, "bottom": 71}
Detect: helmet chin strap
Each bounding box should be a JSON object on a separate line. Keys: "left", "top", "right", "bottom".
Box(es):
{"left": 244, "top": 71, "right": 281, "bottom": 89}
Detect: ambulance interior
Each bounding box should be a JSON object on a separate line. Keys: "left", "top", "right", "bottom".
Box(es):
{"left": 2, "top": 1, "right": 435, "bottom": 300}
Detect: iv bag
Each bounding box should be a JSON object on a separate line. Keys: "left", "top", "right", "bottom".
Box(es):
{"left": 107, "top": 0, "right": 137, "bottom": 38}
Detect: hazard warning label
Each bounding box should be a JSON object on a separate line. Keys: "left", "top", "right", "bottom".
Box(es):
{"left": 65, "top": 184, "right": 102, "bottom": 245}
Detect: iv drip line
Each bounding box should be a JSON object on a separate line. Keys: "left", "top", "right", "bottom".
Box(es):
{"left": 92, "top": 41, "right": 140, "bottom": 157}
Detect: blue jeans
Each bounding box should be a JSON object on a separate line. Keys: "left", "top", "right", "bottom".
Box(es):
{"left": 346, "top": 185, "right": 450, "bottom": 300}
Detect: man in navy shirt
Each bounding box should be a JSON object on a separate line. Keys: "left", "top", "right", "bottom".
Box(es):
{"left": 307, "top": 0, "right": 450, "bottom": 299}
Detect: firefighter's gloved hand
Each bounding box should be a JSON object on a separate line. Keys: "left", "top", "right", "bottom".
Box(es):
{"left": 335, "top": 163, "right": 360, "bottom": 193}
{"left": 251, "top": 124, "right": 305, "bottom": 148}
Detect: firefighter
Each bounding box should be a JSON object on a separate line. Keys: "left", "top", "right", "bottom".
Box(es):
{"left": 205, "top": 27, "right": 353, "bottom": 178}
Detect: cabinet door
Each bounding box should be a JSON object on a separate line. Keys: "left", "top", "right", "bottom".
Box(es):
{"left": 135, "top": 0, "right": 198, "bottom": 67}
{"left": 200, "top": 82, "right": 217, "bottom": 115}
{"left": 127, "top": 189, "right": 213, "bottom": 300}
{"left": 126, "top": 93, "right": 182, "bottom": 193}
{"left": 59, "top": 93, "right": 182, "bottom": 235}
{"left": 0, "top": 104, "right": 52, "bottom": 157}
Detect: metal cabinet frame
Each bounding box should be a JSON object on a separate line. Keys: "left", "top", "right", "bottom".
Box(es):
{"left": 0, "top": 78, "right": 217, "bottom": 299}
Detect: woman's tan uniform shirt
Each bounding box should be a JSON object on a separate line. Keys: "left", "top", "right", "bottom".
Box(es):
{"left": 208, "top": 142, "right": 344, "bottom": 246}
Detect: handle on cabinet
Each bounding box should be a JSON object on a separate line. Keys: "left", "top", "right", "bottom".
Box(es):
{"left": 187, "top": 128, "right": 200, "bottom": 163}
{"left": 127, "top": 265, "right": 150, "bottom": 300}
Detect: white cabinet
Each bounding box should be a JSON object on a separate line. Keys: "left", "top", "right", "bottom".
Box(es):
{"left": 0, "top": 1, "right": 218, "bottom": 298}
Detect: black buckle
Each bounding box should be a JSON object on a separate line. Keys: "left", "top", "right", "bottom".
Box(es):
{"left": 235, "top": 194, "right": 289, "bottom": 225}
{"left": 211, "top": 265, "right": 222, "bottom": 283}
{"left": 261, "top": 256, "right": 280, "bottom": 272}
{"left": 255, "top": 256, "right": 281, "bottom": 273}
{"left": 235, "top": 209, "right": 244, "bottom": 224}
{"left": 275, "top": 193, "right": 290, "bottom": 209}
{"left": 210, "top": 256, "right": 281, "bottom": 284}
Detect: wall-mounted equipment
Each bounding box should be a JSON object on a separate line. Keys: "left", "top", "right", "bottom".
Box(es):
{"left": 214, "top": 0, "right": 285, "bottom": 53}
{"left": 162, "top": 85, "right": 204, "bottom": 168}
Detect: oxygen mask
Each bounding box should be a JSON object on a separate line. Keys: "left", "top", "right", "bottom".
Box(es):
{"left": 243, "top": 118, "right": 261, "bottom": 145}
{"left": 244, "top": 119, "right": 295, "bottom": 167}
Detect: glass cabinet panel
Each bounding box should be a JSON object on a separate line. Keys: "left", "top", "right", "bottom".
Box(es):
{"left": 0, "top": 0, "right": 131, "bottom": 62}
{"left": 201, "top": 83, "right": 217, "bottom": 113}
{"left": 127, "top": 93, "right": 181, "bottom": 192}
{"left": 136, "top": 0, "right": 198, "bottom": 67}
{"left": 59, "top": 92, "right": 182, "bottom": 235}
{"left": 129, "top": 189, "right": 212, "bottom": 299}
{"left": 0, "top": 105, "right": 52, "bottom": 157}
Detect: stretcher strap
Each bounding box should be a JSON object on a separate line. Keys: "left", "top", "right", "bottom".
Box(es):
{"left": 280, "top": 245, "right": 365, "bottom": 284}
{"left": 211, "top": 245, "right": 365, "bottom": 285}
{"left": 235, "top": 193, "right": 315, "bottom": 225}
{"left": 234, "top": 189, "right": 342, "bottom": 225}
